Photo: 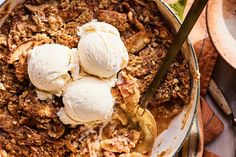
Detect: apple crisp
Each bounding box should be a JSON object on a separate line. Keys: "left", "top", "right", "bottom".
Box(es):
{"left": 0, "top": 0, "right": 190, "bottom": 156}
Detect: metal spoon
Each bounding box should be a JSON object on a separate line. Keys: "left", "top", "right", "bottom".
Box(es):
{"left": 131, "top": 0, "right": 209, "bottom": 154}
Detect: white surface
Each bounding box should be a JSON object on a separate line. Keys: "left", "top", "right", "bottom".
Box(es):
{"left": 205, "top": 94, "right": 235, "bottom": 157}
{"left": 77, "top": 21, "right": 128, "bottom": 78}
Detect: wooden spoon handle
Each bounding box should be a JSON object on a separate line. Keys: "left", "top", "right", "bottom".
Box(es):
{"left": 208, "top": 79, "right": 232, "bottom": 115}
{"left": 209, "top": 79, "right": 236, "bottom": 125}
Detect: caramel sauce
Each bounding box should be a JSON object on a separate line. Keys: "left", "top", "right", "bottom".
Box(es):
{"left": 149, "top": 106, "right": 183, "bottom": 136}
{"left": 155, "top": 116, "right": 175, "bottom": 135}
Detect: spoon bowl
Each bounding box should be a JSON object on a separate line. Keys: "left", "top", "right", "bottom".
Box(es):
{"left": 130, "top": 107, "right": 157, "bottom": 154}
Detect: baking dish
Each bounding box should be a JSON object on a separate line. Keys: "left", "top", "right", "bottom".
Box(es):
{"left": 0, "top": 0, "right": 200, "bottom": 156}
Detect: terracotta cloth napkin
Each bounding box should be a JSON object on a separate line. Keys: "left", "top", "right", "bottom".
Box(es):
{"left": 163, "top": 0, "right": 224, "bottom": 157}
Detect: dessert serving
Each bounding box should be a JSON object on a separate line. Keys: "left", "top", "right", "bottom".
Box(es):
{"left": 0, "top": 0, "right": 198, "bottom": 156}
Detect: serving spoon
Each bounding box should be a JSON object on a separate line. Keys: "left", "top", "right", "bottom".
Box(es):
{"left": 128, "top": 0, "right": 209, "bottom": 154}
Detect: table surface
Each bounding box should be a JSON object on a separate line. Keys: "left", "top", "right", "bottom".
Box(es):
{"left": 205, "top": 94, "right": 235, "bottom": 157}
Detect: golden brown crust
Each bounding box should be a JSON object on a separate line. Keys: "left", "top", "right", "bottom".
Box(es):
{"left": 98, "top": 10, "right": 130, "bottom": 32}
{"left": 116, "top": 72, "right": 140, "bottom": 112}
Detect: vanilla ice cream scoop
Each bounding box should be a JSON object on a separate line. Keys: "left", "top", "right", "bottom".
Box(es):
{"left": 28, "top": 44, "right": 79, "bottom": 95}
{"left": 58, "top": 77, "right": 114, "bottom": 126}
{"left": 77, "top": 21, "right": 129, "bottom": 78}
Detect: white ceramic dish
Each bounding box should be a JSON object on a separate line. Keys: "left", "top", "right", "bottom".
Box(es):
{"left": 0, "top": 0, "right": 200, "bottom": 156}
{"left": 207, "top": 0, "right": 236, "bottom": 69}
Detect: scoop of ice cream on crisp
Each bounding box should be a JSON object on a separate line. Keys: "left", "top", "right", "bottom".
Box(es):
{"left": 77, "top": 21, "right": 129, "bottom": 78}
{"left": 27, "top": 44, "right": 79, "bottom": 98}
{"left": 58, "top": 76, "right": 114, "bottom": 126}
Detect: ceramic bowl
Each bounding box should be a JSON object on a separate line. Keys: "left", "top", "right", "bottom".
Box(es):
{"left": 207, "top": 0, "right": 236, "bottom": 69}
{"left": 0, "top": 0, "right": 200, "bottom": 156}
